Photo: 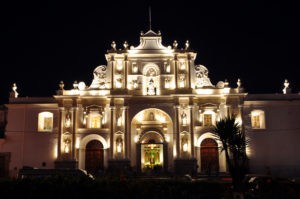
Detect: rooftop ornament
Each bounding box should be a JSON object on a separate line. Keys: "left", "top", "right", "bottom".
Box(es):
{"left": 185, "top": 40, "right": 190, "bottom": 50}
{"left": 173, "top": 40, "right": 178, "bottom": 49}
{"left": 111, "top": 41, "right": 116, "bottom": 51}
{"left": 123, "top": 41, "right": 129, "bottom": 49}
{"left": 282, "top": 79, "right": 291, "bottom": 94}
{"left": 9, "top": 83, "right": 18, "bottom": 98}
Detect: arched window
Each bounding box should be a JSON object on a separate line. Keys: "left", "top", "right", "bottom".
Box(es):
{"left": 251, "top": 110, "right": 266, "bottom": 129}
{"left": 88, "top": 112, "right": 101, "bottom": 128}
{"left": 38, "top": 112, "right": 53, "bottom": 132}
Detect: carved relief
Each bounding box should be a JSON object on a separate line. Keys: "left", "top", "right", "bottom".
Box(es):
{"left": 195, "top": 65, "right": 214, "bottom": 88}
{"left": 90, "top": 65, "right": 107, "bottom": 89}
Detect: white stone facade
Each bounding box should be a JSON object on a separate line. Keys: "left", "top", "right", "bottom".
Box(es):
{"left": 1, "top": 30, "right": 300, "bottom": 178}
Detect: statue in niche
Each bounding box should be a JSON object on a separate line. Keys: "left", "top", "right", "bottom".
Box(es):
{"left": 117, "top": 113, "right": 122, "bottom": 127}
{"left": 195, "top": 65, "right": 214, "bottom": 88}
{"left": 90, "top": 65, "right": 107, "bottom": 89}
{"left": 65, "top": 112, "right": 71, "bottom": 128}
{"left": 147, "top": 78, "right": 156, "bottom": 95}
{"left": 116, "top": 77, "right": 123, "bottom": 88}
{"left": 147, "top": 68, "right": 156, "bottom": 76}
{"left": 149, "top": 112, "right": 155, "bottom": 121}
{"left": 179, "top": 74, "right": 185, "bottom": 88}
{"left": 116, "top": 137, "right": 123, "bottom": 153}
{"left": 181, "top": 136, "right": 188, "bottom": 153}
{"left": 181, "top": 111, "right": 187, "bottom": 126}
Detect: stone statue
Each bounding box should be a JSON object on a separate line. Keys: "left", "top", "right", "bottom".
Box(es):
{"left": 181, "top": 111, "right": 187, "bottom": 126}
{"left": 282, "top": 79, "right": 291, "bottom": 94}
{"left": 10, "top": 83, "right": 18, "bottom": 98}
{"left": 173, "top": 40, "right": 178, "bottom": 49}
{"left": 147, "top": 78, "right": 156, "bottom": 95}
{"left": 117, "top": 113, "right": 122, "bottom": 127}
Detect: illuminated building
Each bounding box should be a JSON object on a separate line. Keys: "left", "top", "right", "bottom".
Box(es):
{"left": 1, "top": 30, "right": 300, "bottom": 178}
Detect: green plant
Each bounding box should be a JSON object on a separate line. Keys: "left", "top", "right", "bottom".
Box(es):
{"left": 212, "top": 114, "right": 249, "bottom": 192}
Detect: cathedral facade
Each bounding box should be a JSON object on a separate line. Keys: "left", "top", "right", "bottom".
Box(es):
{"left": 1, "top": 30, "right": 300, "bottom": 178}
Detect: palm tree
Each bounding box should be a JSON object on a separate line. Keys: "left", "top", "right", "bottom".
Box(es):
{"left": 212, "top": 114, "right": 249, "bottom": 193}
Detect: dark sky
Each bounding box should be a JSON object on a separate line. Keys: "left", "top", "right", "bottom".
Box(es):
{"left": 1, "top": 1, "right": 299, "bottom": 104}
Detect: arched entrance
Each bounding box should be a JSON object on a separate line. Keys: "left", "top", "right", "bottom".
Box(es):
{"left": 140, "top": 131, "right": 164, "bottom": 172}
{"left": 85, "top": 140, "right": 104, "bottom": 175}
{"left": 200, "top": 138, "right": 219, "bottom": 174}
{"left": 131, "top": 108, "right": 173, "bottom": 173}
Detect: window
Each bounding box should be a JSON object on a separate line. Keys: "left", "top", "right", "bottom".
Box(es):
{"left": 204, "top": 114, "right": 212, "bottom": 126}
{"left": 251, "top": 110, "right": 265, "bottom": 129}
{"left": 89, "top": 112, "right": 101, "bottom": 128}
{"left": 38, "top": 112, "right": 53, "bottom": 132}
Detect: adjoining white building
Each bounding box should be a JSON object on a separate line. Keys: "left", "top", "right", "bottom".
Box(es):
{"left": 1, "top": 29, "right": 300, "bottom": 178}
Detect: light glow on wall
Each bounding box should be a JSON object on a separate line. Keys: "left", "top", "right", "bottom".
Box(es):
{"left": 116, "top": 60, "right": 123, "bottom": 71}
{"left": 53, "top": 143, "right": 58, "bottom": 159}
{"left": 165, "top": 135, "right": 170, "bottom": 142}
{"left": 195, "top": 89, "right": 214, "bottom": 95}
{"left": 132, "top": 65, "right": 138, "bottom": 73}
{"left": 64, "top": 144, "right": 70, "bottom": 153}
{"left": 155, "top": 114, "right": 166, "bottom": 123}
{"left": 183, "top": 143, "right": 188, "bottom": 152}
{"left": 75, "top": 137, "right": 80, "bottom": 149}
{"left": 117, "top": 143, "right": 122, "bottom": 153}
{"left": 134, "top": 135, "right": 139, "bottom": 143}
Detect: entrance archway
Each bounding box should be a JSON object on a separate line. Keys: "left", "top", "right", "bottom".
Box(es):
{"left": 200, "top": 138, "right": 219, "bottom": 174}
{"left": 140, "top": 131, "right": 164, "bottom": 171}
{"left": 131, "top": 108, "right": 173, "bottom": 173}
{"left": 85, "top": 140, "right": 104, "bottom": 175}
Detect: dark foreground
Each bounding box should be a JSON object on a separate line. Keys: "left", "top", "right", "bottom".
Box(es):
{"left": 1, "top": 175, "right": 300, "bottom": 199}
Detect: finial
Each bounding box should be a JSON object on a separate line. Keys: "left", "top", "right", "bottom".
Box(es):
{"left": 10, "top": 83, "right": 19, "bottom": 98}
{"left": 111, "top": 41, "right": 116, "bottom": 50}
{"left": 140, "top": 31, "right": 144, "bottom": 36}
{"left": 123, "top": 41, "right": 129, "bottom": 49}
{"left": 173, "top": 40, "right": 178, "bottom": 49}
{"left": 224, "top": 79, "right": 229, "bottom": 87}
{"left": 282, "top": 79, "right": 291, "bottom": 94}
{"left": 185, "top": 40, "right": 190, "bottom": 50}
{"left": 149, "top": 6, "right": 152, "bottom": 30}
{"left": 237, "top": 78, "right": 241, "bottom": 88}
{"left": 59, "top": 81, "right": 64, "bottom": 90}
{"left": 73, "top": 81, "right": 78, "bottom": 89}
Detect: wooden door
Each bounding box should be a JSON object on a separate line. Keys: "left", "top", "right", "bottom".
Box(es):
{"left": 85, "top": 140, "right": 104, "bottom": 175}
{"left": 201, "top": 138, "right": 219, "bottom": 174}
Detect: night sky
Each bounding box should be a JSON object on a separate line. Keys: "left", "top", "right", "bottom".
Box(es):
{"left": 1, "top": 1, "right": 299, "bottom": 104}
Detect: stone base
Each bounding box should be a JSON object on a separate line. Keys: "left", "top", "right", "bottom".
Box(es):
{"left": 108, "top": 159, "right": 131, "bottom": 174}
{"left": 174, "top": 158, "right": 197, "bottom": 176}
{"left": 54, "top": 160, "right": 78, "bottom": 169}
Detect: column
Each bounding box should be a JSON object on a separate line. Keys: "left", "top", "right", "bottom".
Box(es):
{"left": 187, "top": 56, "right": 192, "bottom": 89}
{"left": 124, "top": 58, "right": 128, "bottom": 89}
{"left": 71, "top": 107, "right": 78, "bottom": 160}
{"left": 57, "top": 108, "right": 64, "bottom": 160}
{"left": 174, "top": 105, "right": 180, "bottom": 158}
{"left": 188, "top": 105, "right": 195, "bottom": 158}
{"left": 109, "top": 106, "right": 115, "bottom": 159}
{"left": 110, "top": 58, "right": 114, "bottom": 89}
{"left": 174, "top": 57, "right": 178, "bottom": 89}
{"left": 123, "top": 106, "right": 129, "bottom": 159}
